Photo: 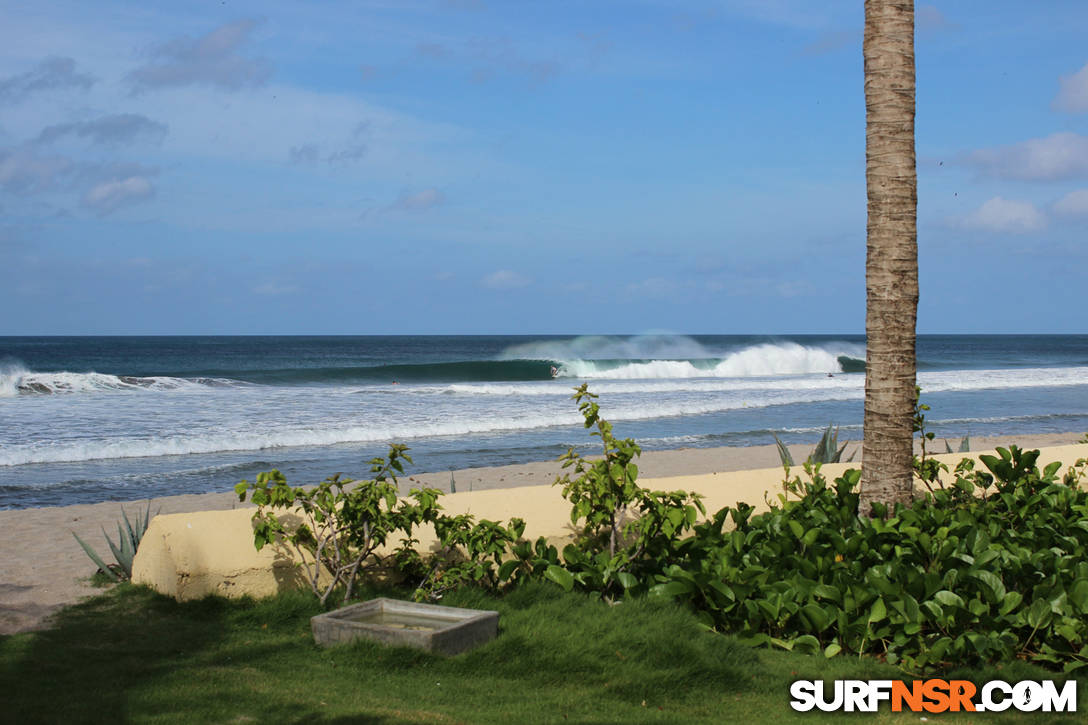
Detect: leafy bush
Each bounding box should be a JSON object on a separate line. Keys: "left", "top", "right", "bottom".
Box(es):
{"left": 233, "top": 385, "right": 1088, "bottom": 673}
{"left": 549, "top": 384, "right": 705, "bottom": 597}
{"left": 73, "top": 501, "right": 157, "bottom": 582}
{"left": 237, "top": 444, "right": 524, "bottom": 607}
{"left": 647, "top": 448, "right": 1088, "bottom": 672}
{"left": 237, "top": 446, "right": 437, "bottom": 606}
{"left": 402, "top": 513, "right": 525, "bottom": 602}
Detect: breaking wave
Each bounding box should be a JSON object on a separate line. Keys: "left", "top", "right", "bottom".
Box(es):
{"left": 0, "top": 362, "right": 234, "bottom": 397}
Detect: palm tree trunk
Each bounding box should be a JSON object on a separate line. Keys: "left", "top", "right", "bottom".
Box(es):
{"left": 860, "top": 0, "right": 918, "bottom": 515}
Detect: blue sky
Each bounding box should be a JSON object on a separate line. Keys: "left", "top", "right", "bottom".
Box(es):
{"left": 1, "top": 1, "right": 1085, "bottom": 335}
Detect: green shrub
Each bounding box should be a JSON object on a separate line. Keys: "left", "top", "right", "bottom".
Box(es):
{"left": 73, "top": 501, "right": 157, "bottom": 582}
{"left": 236, "top": 444, "right": 523, "bottom": 607}
{"left": 647, "top": 448, "right": 1088, "bottom": 672}
{"left": 549, "top": 384, "right": 705, "bottom": 597}
{"left": 237, "top": 445, "right": 437, "bottom": 606}
{"left": 232, "top": 385, "right": 1088, "bottom": 674}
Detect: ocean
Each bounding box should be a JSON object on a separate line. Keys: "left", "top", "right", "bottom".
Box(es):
{"left": 2, "top": 334, "right": 1087, "bottom": 510}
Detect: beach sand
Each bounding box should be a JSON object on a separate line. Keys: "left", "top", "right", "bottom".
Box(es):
{"left": 1, "top": 431, "right": 1083, "bottom": 635}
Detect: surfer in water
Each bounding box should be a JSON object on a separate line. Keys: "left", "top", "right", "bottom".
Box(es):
{"left": 550, "top": 366, "right": 559, "bottom": 378}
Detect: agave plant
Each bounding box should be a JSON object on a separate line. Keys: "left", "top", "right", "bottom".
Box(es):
{"left": 73, "top": 501, "right": 157, "bottom": 582}
{"left": 773, "top": 424, "right": 856, "bottom": 468}
{"left": 944, "top": 435, "right": 970, "bottom": 454}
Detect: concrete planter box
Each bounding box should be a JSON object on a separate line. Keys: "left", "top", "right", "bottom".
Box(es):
{"left": 311, "top": 597, "right": 499, "bottom": 655}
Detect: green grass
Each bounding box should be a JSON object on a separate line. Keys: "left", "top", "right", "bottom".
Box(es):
{"left": 1, "top": 583, "right": 1083, "bottom": 724}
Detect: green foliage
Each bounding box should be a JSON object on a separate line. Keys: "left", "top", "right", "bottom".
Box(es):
{"left": 226, "top": 387, "right": 1088, "bottom": 675}
{"left": 648, "top": 448, "right": 1088, "bottom": 672}
{"left": 944, "top": 435, "right": 971, "bottom": 454}
{"left": 405, "top": 515, "right": 525, "bottom": 602}
{"left": 772, "top": 433, "right": 795, "bottom": 467}
{"left": 551, "top": 384, "right": 705, "bottom": 597}
{"left": 237, "top": 444, "right": 525, "bottom": 607}
{"left": 72, "top": 501, "right": 157, "bottom": 582}
{"left": 772, "top": 425, "right": 854, "bottom": 468}
{"left": 913, "top": 386, "right": 962, "bottom": 494}
{"left": 237, "top": 445, "right": 448, "bottom": 607}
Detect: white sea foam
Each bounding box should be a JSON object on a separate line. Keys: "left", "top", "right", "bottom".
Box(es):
{"left": 0, "top": 386, "right": 855, "bottom": 466}
{"left": 0, "top": 410, "right": 579, "bottom": 466}
{"left": 917, "top": 367, "right": 1088, "bottom": 393}
{"left": 501, "top": 333, "right": 718, "bottom": 361}
{"left": 0, "top": 364, "right": 233, "bottom": 396}
{"left": 0, "top": 360, "right": 30, "bottom": 397}
{"left": 4, "top": 357, "right": 1087, "bottom": 467}
{"left": 554, "top": 343, "right": 861, "bottom": 379}
{"left": 432, "top": 365, "right": 1088, "bottom": 397}
{"left": 502, "top": 337, "right": 866, "bottom": 379}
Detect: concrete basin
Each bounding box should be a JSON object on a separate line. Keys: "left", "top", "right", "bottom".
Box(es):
{"left": 311, "top": 597, "right": 499, "bottom": 655}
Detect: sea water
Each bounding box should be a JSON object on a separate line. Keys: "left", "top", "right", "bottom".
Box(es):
{"left": 1, "top": 334, "right": 1087, "bottom": 509}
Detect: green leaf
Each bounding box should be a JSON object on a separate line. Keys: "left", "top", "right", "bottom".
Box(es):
{"left": 801, "top": 603, "right": 831, "bottom": 632}
{"left": 813, "top": 584, "right": 842, "bottom": 603}
{"left": 497, "top": 559, "right": 519, "bottom": 581}
{"left": 1027, "top": 598, "right": 1053, "bottom": 629}
{"left": 1070, "top": 580, "right": 1088, "bottom": 613}
{"left": 772, "top": 433, "right": 794, "bottom": 467}
{"left": 72, "top": 532, "right": 123, "bottom": 582}
{"left": 999, "top": 591, "right": 1023, "bottom": 615}
{"left": 615, "top": 572, "right": 638, "bottom": 590}
{"left": 868, "top": 597, "right": 888, "bottom": 624}
{"left": 649, "top": 580, "right": 694, "bottom": 599}
{"left": 824, "top": 642, "right": 842, "bottom": 658}
{"left": 933, "top": 590, "right": 965, "bottom": 609}
{"left": 971, "top": 570, "right": 1006, "bottom": 604}
{"left": 791, "top": 634, "right": 820, "bottom": 654}
{"left": 544, "top": 565, "right": 574, "bottom": 592}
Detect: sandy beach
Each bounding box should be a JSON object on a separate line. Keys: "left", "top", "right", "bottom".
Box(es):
{"left": 2, "top": 431, "right": 1083, "bottom": 636}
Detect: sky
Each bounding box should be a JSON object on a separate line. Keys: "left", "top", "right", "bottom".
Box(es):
{"left": 1, "top": 1, "right": 1086, "bottom": 335}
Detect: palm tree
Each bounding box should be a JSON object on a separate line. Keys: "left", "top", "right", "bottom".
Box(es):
{"left": 859, "top": 0, "right": 918, "bottom": 514}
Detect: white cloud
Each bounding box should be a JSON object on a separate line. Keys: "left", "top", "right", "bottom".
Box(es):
{"left": 916, "top": 5, "right": 960, "bottom": 33}
{"left": 35, "top": 113, "right": 167, "bottom": 146}
{"left": 721, "top": 0, "right": 831, "bottom": 29}
{"left": 482, "top": 269, "right": 530, "bottom": 289}
{"left": 0, "top": 57, "right": 95, "bottom": 103}
{"left": 625, "top": 276, "right": 677, "bottom": 299}
{"left": 963, "top": 132, "right": 1088, "bottom": 181}
{"left": 127, "top": 19, "right": 271, "bottom": 93}
{"left": 1054, "top": 62, "right": 1088, "bottom": 113}
{"left": 252, "top": 281, "right": 299, "bottom": 296}
{"left": 0, "top": 148, "right": 73, "bottom": 193}
{"left": 802, "top": 30, "right": 857, "bottom": 56}
{"left": 414, "top": 36, "right": 560, "bottom": 87}
{"left": 387, "top": 188, "right": 444, "bottom": 212}
{"left": 1053, "top": 188, "right": 1088, "bottom": 217}
{"left": 82, "top": 176, "right": 155, "bottom": 214}
{"left": 960, "top": 197, "right": 1046, "bottom": 234}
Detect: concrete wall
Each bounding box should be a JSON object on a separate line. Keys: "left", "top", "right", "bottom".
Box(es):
{"left": 131, "top": 444, "right": 1088, "bottom": 601}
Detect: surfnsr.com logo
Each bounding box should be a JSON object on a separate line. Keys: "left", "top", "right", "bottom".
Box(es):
{"left": 789, "top": 679, "right": 1077, "bottom": 713}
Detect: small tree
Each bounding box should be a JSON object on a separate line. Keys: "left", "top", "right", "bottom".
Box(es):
{"left": 236, "top": 445, "right": 442, "bottom": 607}
{"left": 553, "top": 384, "right": 705, "bottom": 595}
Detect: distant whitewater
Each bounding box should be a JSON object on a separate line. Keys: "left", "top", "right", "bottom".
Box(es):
{"left": 2, "top": 337, "right": 867, "bottom": 394}
{"left": 2, "top": 334, "right": 1087, "bottom": 508}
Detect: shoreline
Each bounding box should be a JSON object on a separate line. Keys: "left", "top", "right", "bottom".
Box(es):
{"left": 1, "top": 430, "right": 1084, "bottom": 635}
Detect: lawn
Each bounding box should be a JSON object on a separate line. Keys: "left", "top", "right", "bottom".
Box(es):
{"left": 1, "top": 582, "right": 1083, "bottom": 724}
